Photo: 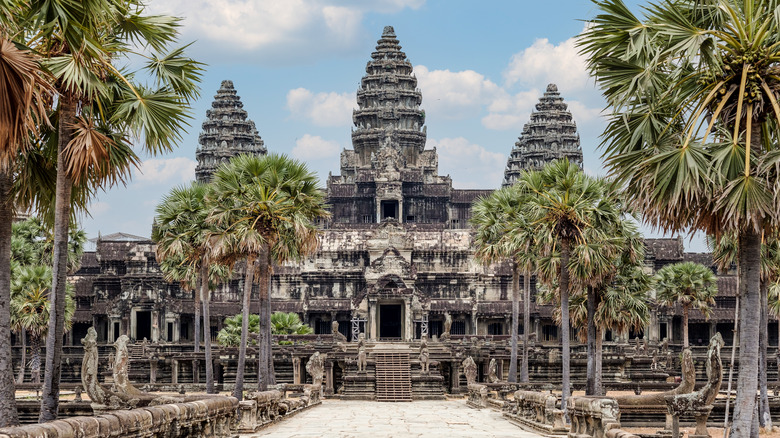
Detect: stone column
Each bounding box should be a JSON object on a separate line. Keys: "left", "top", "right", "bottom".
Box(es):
{"left": 172, "top": 359, "right": 179, "bottom": 384}
{"left": 370, "top": 302, "right": 378, "bottom": 340}
{"left": 293, "top": 357, "right": 301, "bottom": 384}
{"left": 404, "top": 299, "right": 412, "bottom": 341}
{"left": 471, "top": 313, "right": 478, "bottom": 335}
{"left": 193, "top": 359, "right": 200, "bottom": 384}
{"left": 325, "top": 361, "right": 334, "bottom": 396}
{"left": 150, "top": 360, "right": 157, "bottom": 384}
{"left": 450, "top": 361, "right": 461, "bottom": 393}
{"left": 497, "top": 359, "right": 504, "bottom": 381}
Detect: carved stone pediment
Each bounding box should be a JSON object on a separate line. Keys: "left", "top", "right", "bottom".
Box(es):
{"left": 366, "top": 247, "right": 415, "bottom": 281}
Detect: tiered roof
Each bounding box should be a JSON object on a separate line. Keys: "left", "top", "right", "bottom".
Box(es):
{"left": 195, "top": 80, "right": 266, "bottom": 182}
{"left": 502, "top": 84, "right": 583, "bottom": 187}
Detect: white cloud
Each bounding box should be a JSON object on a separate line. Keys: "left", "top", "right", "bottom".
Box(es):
{"left": 427, "top": 137, "right": 505, "bottom": 189}
{"left": 286, "top": 88, "right": 356, "bottom": 127}
{"left": 87, "top": 201, "right": 110, "bottom": 216}
{"left": 291, "top": 134, "right": 342, "bottom": 160}
{"left": 134, "top": 157, "right": 196, "bottom": 186}
{"left": 414, "top": 65, "right": 502, "bottom": 119}
{"left": 503, "top": 33, "right": 591, "bottom": 91}
{"left": 148, "top": 0, "right": 424, "bottom": 60}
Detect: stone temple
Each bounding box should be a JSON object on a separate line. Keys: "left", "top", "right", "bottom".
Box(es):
{"left": 29, "top": 26, "right": 776, "bottom": 396}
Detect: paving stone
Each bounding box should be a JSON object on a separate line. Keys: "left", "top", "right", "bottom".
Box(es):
{"left": 243, "top": 400, "right": 544, "bottom": 438}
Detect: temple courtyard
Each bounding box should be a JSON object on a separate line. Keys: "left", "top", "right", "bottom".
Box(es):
{"left": 242, "top": 400, "right": 543, "bottom": 438}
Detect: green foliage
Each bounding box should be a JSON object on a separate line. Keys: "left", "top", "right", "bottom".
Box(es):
{"left": 217, "top": 314, "right": 260, "bottom": 347}
{"left": 11, "top": 217, "right": 86, "bottom": 274}
{"left": 10, "top": 265, "right": 75, "bottom": 336}
{"left": 654, "top": 262, "right": 718, "bottom": 318}
{"left": 270, "top": 312, "right": 312, "bottom": 335}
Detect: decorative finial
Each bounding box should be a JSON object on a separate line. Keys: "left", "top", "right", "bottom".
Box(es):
{"left": 220, "top": 80, "right": 234, "bottom": 89}
{"left": 546, "top": 83, "right": 558, "bottom": 93}
{"left": 382, "top": 26, "right": 396, "bottom": 38}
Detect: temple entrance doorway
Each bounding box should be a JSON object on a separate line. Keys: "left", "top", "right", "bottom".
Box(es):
{"left": 135, "top": 310, "right": 152, "bottom": 341}
{"left": 380, "top": 200, "right": 398, "bottom": 220}
{"left": 379, "top": 304, "right": 403, "bottom": 339}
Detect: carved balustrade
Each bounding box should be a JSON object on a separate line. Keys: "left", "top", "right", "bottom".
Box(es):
{"left": 504, "top": 390, "right": 567, "bottom": 435}
{"left": 567, "top": 396, "right": 638, "bottom": 438}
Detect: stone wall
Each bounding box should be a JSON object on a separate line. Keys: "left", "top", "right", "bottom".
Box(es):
{"left": 0, "top": 396, "right": 237, "bottom": 438}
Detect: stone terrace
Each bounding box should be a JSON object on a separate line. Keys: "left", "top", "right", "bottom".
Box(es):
{"left": 243, "top": 400, "right": 544, "bottom": 438}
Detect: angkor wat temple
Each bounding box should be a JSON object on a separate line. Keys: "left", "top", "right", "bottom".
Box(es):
{"left": 32, "top": 26, "right": 777, "bottom": 395}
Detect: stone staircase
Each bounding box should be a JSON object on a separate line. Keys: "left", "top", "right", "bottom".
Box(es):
{"left": 374, "top": 352, "right": 412, "bottom": 402}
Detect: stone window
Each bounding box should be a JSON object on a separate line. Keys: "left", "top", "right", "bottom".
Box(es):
{"left": 487, "top": 322, "right": 503, "bottom": 335}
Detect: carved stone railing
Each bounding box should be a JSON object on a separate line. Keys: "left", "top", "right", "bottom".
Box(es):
{"left": 0, "top": 396, "right": 237, "bottom": 438}
{"left": 466, "top": 383, "right": 489, "bottom": 408}
{"left": 567, "top": 396, "right": 639, "bottom": 438}
{"left": 237, "top": 386, "right": 322, "bottom": 433}
{"left": 504, "top": 390, "right": 567, "bottom": 435}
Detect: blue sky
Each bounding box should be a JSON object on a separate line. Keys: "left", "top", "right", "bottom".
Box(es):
{"left": 79, "top": 0, "right": 707, "bottom": 251}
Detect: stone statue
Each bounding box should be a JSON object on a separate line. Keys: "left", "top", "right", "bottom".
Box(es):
{"left": 462, "top": 356, "right": 477, "bottom": 386}
{"left": 440, "top": 313, "right": 452, "bottom": 341}
{"left": 487, "top": 358, "right": 499, "bottom": 383}
{"left": 634, "top": 337, "right": 647, "bottom": 356}
{"left": 419, "top": 336, "right": 430, "bottom": 374}
{"left": 306, "top": 352, "right": 325, "bottom": 387}
{"left": 357, "top": 338, "right": 367, "bottom": 373}
{"left": 665, "top": 333, "right": 724, "bottom": 438}
{"left": 650, "top": 349, "right": 660, "bottom": 371}
{"left": 660, "top": 337, "right": 669, "bottom": 355}
{"left": 332, "top": 321, "right": 347, "bottom": 343}
{"left": 81, "top": 327, "right": 107, "bottom": 405}
{"left": 112, "top": 335, "right": 142, "bottom": 395}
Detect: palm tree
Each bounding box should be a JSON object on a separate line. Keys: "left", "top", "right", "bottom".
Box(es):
{"left": 8, "top": 0, "right": 202, "bottom": 421}
{"left": 0, "top": 32, "right": 52, "bottom": 426}
{"left": 208, "top": 153, "right": 328, "bottom": 398}
{"left": 154, "top": 182, "right": 232, "bottom": 394}
{"left": 471, "top": 186, "right": 534, "bottom": 383}
{"left": 271, "top": 312, "right": 313, "bottom": 335}
{"left": 580, "top": 2, "right": 780, "bottom": 432}
{"left": 10, "top": 266, "right": 74, "bottom": 384}
{"left": 217, "top": 314, "right": 261, "bottom": 347}
{"left": 654, "top": 262, "right": 718, "bottom": 349}
{"left": 517, "top": 159, "right": 610, "bottom": 412}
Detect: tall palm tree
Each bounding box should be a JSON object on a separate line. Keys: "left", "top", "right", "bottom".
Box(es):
{"left": 154, "top": 182, "right": 232, "bottom": 394}
{"left": 654, "top": 262, "right": 718, "bottom": 348}
{"left": 208, "top": 153, "right": 328, "bottom": 398}
{"left": 7, "top": 0, "right": 203, "bottom": 420}
{"left": 0, "top": 33, "right": 52, "bottom": 426}
{"left": 517, "top": 159, "right": 610, "bottom": 412}
{"left": 472, "top": 186, "right": 534, "bottom": 383}
{"left": 580, "top": 2, "right": 780, "bottom": 432}
{"left": 10, "top": 266, "right": 74, "bottom": 384}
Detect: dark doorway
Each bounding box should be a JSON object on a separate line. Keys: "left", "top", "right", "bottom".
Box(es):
{"left": 380, "top": 304, "right": 402, "bottom": 339}
{"left": 113, "top": 322, "right": 120, "bottom": 342}
{"left": 688, "top": 323, "right": 710, "bottom": 346}
{"left": 381, "top": 200, "right": 398, "bottom": 220}
{"left": 136, "top": 311, "right": 152, "bottom": 341}
{"left": 71, "top": 323, "right": 90, "bottom": 346}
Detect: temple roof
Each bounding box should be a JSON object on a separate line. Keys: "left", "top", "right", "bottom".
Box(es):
{"left": 195, "top": 80, "right": 266, "bottom": 182}
{"left": 502, "top": 84, "right": 584, "bottom": 187}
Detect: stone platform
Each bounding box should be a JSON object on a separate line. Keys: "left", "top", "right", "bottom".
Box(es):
{"left": 241, "top": 399, "right": 544, "bottom": 437}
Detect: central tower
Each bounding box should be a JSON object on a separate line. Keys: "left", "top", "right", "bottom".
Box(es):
{"left": 327, "top": 26, "right": 455, "bottom": 225}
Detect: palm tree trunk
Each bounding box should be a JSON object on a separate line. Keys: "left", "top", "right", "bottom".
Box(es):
{"left": 521, "top": 270, "right": 531, "bottom": 383}
{"left": 31, "top": 334, "right": 41, "bottom": 385}
{"left": 683, "top": 305, "right": 689, "bottom": 349}
{"left": 17, "top": 330, "right": 26, "bottom": 385}
{"left": 724, "top": 295, "right": 739, "bottom": 438}
{"left": 509, "top": 262, "right": 519, "bottom": 383}
{"left": 39, "top": 94, "right": 76, "bottom": 423}
{"left": 232, "top": 255, "right": 256, "bottom": 401}
{"left": 194, "top": 276, "right": 201, "bottom": 354}
{"left": 560, "top": 239, "right": 571, "bottom": 417}
{"left": 0, "top": 170, "right": 19, "bottom": 426}
{"left": 732, "top": 229, "right": 761, "bottom": 437}
{"left": 200, "top": 261, "right": 214, "bottom": 394}
{"left": 586, "top": 286, "right": 597, "bottom": 395}
{"left": 257, "top": 243, "right": 271, "bottom": 391}
{"left": 759, "top": 280, "right": 771, "bottom": 431}
{"left": 595, "top": 326, "right": 603, "bottom": 396}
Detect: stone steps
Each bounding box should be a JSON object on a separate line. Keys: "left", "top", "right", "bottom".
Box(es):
{"left": 374, "top": 352, "right": 412, "bottom": 402}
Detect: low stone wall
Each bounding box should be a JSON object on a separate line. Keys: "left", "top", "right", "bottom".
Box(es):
{"left": 567, "top": 396, "right": 638, "bottom": 438}
{"left": 0, "top": 396, "right": 237, "bottom": 438}
{"left": 466, "top": 384, "right": 488, "bottom": 408}
{"left": 237, "top": 385, "right": 322, "bottom": 433}
{"left": 504, "top": 390, "right": 567, "bottom": 435}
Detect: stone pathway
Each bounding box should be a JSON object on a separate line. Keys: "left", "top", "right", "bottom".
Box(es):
{"left": 242, "top": 400, "right": 543, "bottom": 438}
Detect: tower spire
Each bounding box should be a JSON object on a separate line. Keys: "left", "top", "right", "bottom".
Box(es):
{"left": 502, "top": 84, "right": 583, "bottom": 187}
{"left": 195, "top": 80, "right": 267, "bottom": 182}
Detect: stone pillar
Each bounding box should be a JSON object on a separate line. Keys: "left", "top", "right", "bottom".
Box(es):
{"left": 471, "top": 313, "right": 478, "bottom": 335}
{"left": 497, "top": 359, "right": 504, "bottom": 381}
{"left": 171, "top": 359, "right": 179, "bottom": 384}
{"left": 150, "top": 360, "right": 157, "bottom": 384}
{"left": 193, "top": 359, "right": 200, "bottom": 384}
{"left": 293, "top": 357, "right": 301, "bottom": 384}
{"left": 450, "top": 361, "right": 460, "bottom": 393}
{"left": 404, "top": 299, "right": 412, "bottom": 341}
{"left": 370, "top": 302, "right": 378, "bottom": 340}
{"left": 324, "top": 361, "right": 334, "bottom": 396}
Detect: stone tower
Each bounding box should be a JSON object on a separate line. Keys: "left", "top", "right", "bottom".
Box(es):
{"left": 502, "top": 84, "right": 583, "bottom": 187}
{"left": 327, "top": 26, "right": 466, "bottom": 225}
{"left": 195, "top": 80, "right": 267, "bottom": 183}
